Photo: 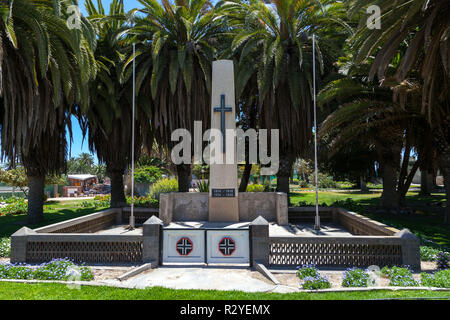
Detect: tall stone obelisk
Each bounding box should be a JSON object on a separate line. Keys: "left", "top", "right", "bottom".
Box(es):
{"left": 208, "top": 60, "right": 239, "bottom": 222}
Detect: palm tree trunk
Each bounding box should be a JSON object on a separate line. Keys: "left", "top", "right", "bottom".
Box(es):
{"left": 109, "top": 170, "right": 126, "bottom": 208}
{"left": 27, "top": 175, "right": 45, "bottom": 225}
{"left": 276, "top": 154, "right": 293, "bottom": 201}
{"left": 360, "top": 176, "right": 368, "bottom": 192}
{"left": 442, "top": 166, "right": 450, "bottom": 224}
{"left": 433, "top": 130, "right": 450, "bottom": 224}
{"left": 381, "top": 160, "right": 400, "bottom": 208}
{"left": 438, "top": 156, "right": 450, "bottom": 224}
{"left": 239, "top": 163, "right": 252, "bottom": 192}
{"left": 420, "top": 169, "right": 432, "bottom": 196}
{"left": 176, "top": 164, "right": 192, "bottom": 192}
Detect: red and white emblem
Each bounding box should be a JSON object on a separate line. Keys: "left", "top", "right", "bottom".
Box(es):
{"left": 218, "top": 237, "right": 236, "bottom": 256}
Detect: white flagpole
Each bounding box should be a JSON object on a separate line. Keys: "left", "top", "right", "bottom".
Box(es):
{"left": 130, "top": 42, "right": 136, "bottom": 229}
{"left": 313, "top": 34, "right": 321, "bottom": 231}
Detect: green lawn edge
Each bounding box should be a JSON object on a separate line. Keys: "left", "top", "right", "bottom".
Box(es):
{"left": 0, "top": 282, "right": 449, "bottom": 300}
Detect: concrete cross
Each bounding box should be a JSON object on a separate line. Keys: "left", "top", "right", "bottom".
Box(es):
{"left": 213, "top": 94, "right": 232, "bottom": 153}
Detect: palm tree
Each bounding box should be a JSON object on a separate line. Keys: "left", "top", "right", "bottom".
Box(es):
{"left": 351, "top": 0, "right": 450, "bottom": 221}
{"left": 0, "top": 0, "right": 96, "bottom": 223}
{"left": 132, "top": 0, "right": 225, "bottom": 191}
{"left": 82, "top": 0, "right": 152, "bottom": 207}
{"left": 224, "top": 0, "right": 351, "bottom": 196}
{"left": 318, "top": 63, "right": 427, "bottom": 208}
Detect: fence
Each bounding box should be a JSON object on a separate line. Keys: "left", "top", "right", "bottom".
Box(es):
{"left": 269, "top": 236, "right": 403, "bottom": 267}
{"left": 25, "top": 234, "right": 143, "bottom": 263}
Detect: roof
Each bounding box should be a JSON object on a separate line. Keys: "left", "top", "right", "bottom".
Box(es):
{"left": 68, "top": 174, "right": 97, "bottom": 181}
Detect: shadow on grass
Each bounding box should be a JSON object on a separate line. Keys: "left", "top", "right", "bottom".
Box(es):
{"left": 289, "top": 191, "right": 449, "bottom": 249}
{"left": 0, "top": 206, "right": 108, "bottom": 238}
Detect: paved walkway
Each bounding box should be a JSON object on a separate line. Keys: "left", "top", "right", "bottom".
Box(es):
{"left": 100, "top": 266, "right": 293, "bottom": 292}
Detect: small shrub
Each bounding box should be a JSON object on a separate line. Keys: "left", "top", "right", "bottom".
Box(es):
{"left": 0, "top": 238, "right": 11, "bottom": 258}
{"left": 0, "top": 264, "right": 34, "bottom": 279}
{"left": 308, "top": 172, "right": 338, "bottom": 189}
{"left": 78, "top": 201, "right": 94, "bottom": 208}
{"left": 127, "top": 196, "right": 159, "bottom": 208}
{"left": 342, "top": 268, "right": 373, "bottom": 287}
{"left": 78, "top": 199, "right": 109, "bottom": 209}
{"left": 420, "top": 246, "right": 440, "bottom": 262}
{"left": 0, "top": 259, "right": 94, "bottom": 281}
{"left": 381, "top": 266, "right": 419, "bottom": 287}
{"left": 134, "top": 166, "right": 163, "bottom": 184}
{"left": 0, "top": 197, "right": 28, "bottom": 216}
{"left": 436, "top": 251, "right": 450, "bottom": 270}
{"left": 263, "top": 181, "right": 274, "bottom": 192}
{"left": 150, "top": 178, "right": 178, "bottom": 200}
{"left": 246, "top": 184, "right": 265, "bottom": 192}
{"left": 299, "top": 179, "right": 310, "bottom": 188}
{"left": 421, "top": 269, "right": 450, "bottom": 288}
{"left": 197, "top": 180, "right": 210, "bottom": 192}
{"left": 296, "top": 264, "right": 319, "bottom": 279}
{"left": 302, "top": 275, "right": 331, "bottom": 290}
{"left": 292, "top": 178, "right": 299, "bottom": 185}
{"left": 32, "top": 259, "right": 94, "bottom": 281}
{"left": 94, "top": 195, "right": 111, "bottom": 202}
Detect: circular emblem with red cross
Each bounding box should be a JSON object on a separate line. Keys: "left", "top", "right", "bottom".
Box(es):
{"left": 176, "top": 237, "right": 193, "bottom": 256}
{"left": 218, "top": 237, "right": 236, "bottom": 256}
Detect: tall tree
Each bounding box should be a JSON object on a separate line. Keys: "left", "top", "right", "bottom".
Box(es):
{"left": 351, "top": 0, "right": 450, "bottom": 221}
{"left": 83, "top": 0, "right": 152, "bottom": 207}
{"left": 225, "top": 0, "right": 350, "bottom": 196}
{"left": 0, "top": 0, "right": 96, "bottom": 223}
{"left": 318, "top": 64, "right": 427, "bottom": 208}
{"left": 132, "top": 0, "right": 225, "bottom": 191}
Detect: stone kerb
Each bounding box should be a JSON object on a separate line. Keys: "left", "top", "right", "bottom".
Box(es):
{"left": 249, "top": 216, "right": 270, "bottom": 266}
{"left": 143, "top": 215, "right": 163, "bottom": 266}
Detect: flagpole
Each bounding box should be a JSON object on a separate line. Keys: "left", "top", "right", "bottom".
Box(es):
{"left": 313, "top": 34, "right": 321, "bottom": 231}
{"left": 130, "top": 42, "right": 136, "bottom": 229}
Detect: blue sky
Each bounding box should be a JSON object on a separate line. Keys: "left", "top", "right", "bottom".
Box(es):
{"left": 70, "top": 1, "right": 144, "bottom": 161}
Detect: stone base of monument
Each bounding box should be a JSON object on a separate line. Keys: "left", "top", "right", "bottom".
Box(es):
{"left": 159, "top": 192, "right": 288, "bottom": 225}
{"left": 9, "top": 206, "right": 421, "bottom": 271}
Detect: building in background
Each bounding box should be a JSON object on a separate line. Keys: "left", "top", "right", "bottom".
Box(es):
{"left": 63, "top": 174, "right": 98, "bottom": 197}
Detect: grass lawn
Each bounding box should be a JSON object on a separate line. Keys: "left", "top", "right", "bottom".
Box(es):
{"left": 0, "top": 282, "right": 448, "bottom": 300}
{"left": 0, "top": 200, "right": 108, "bottom": 237}
{"left": 289, "top": 191, "right": 450, "bottom": 249}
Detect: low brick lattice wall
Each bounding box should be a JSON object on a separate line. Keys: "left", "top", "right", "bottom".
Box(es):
{"left": 12, "top": 208, "right": 144, "bottom": 264}
{"left": 34, "top": 209, "right": 117, "bottom": 234}
{"left": 10, "top": 206, "right": 420, "bottom": 269}
{"left": 269, "top": 237, "right": 403, "bottom": 267}
{"left": 26, "top": 235, "right": 143, "bottom": 263}
{"left": 270, "top": 207, "right": 413, "bottom": 268}
{"left": 336, "top": 208, "right": 398, "bottom": 236}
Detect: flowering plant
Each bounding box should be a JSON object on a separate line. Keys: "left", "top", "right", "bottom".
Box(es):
{"left": 436, "top": 251, "right": 449, "bottom": 270}
{"left": 302, "top": 275, "right": 332, "bottom": 290}
{"left": 421, "top": 269, "right": 450, "bottom": 288}
{"left": 296, "top": 264, "right": 331, "bottom": 290}
{"left": 0, "top": 238, "right": 11, "bottom": 257}
{"left": 342, "top": 268, "right": 374, "bottom": 287}
{"left": 0, "top": 258, "right": 94, "bottom": 281}
{"left": 296, "top": 264, "right": 319, "bottom": 279}
{"left": 381, "top": 266, "right": 418, "bottom": 287}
